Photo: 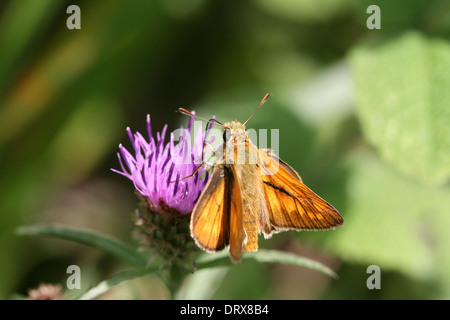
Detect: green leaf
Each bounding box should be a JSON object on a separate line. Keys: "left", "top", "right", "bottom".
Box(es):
{"left": 351, "top": 32, "right": 450, "bottom": 186}
{"left": 330, "top": 149, "right": 450, "bottom": 286}
{"left": 196, "top": 249, "right": 337, "bottom": 278}
{"left": 16, "top": 224, "right": 147, "bottom": 269}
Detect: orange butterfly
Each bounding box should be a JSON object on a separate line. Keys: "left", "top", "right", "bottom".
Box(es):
{"left": 179, "top": 94, "right": 343, "bottom": 263}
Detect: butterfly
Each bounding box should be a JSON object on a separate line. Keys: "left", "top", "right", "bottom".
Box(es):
{"left": 178, "top": 93, "right": 343, "bottom": 262}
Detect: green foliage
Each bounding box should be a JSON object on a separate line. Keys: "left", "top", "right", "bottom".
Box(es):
{"left": 351, "top": 32, "right": 450, "bottom": 185}
{"left": 16, "top": 224, "right": 338, "bottom": 299}
{"left": 331, "top": 150, "right": 450, "bottom": 280}
{"left": 16, "top": 225, "right": 148, "bottom": 270}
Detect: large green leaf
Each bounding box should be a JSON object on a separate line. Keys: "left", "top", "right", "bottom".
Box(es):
{"left": 351, "top": 32, "right": 450, "bottom": 185}
{"left": 331, "top": 149, "right": 450, "bottom": 294}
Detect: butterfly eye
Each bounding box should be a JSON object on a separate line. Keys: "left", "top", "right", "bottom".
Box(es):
{"left": 223, "top": 129, "right": 231, "bottom": 142}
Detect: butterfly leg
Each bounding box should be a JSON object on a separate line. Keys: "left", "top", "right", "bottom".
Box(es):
{"left": 202, "top": 141, "right": 217, "bottom": 159}
{"left": 201, "top": 140, "right": 221, "bottom": 170}
{"left": 172, "top": 162, "right": 206, "bottom": 182}
{"left": 168, "top": 142, "right": 218, "bottom": 183}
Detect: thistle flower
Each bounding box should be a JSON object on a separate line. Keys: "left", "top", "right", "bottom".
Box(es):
{"left": 112, "top": 113, "right": 215, "bottom": 269}
{"left": 112, "top": 113, "right": 214, "bottom": 215}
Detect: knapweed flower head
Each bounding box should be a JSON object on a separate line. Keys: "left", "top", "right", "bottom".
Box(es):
{"left": 112, "top": 113, "right": 214, "bottom": 215}
{"left": 112, "top": 112, "right": 215, "bottom": 268}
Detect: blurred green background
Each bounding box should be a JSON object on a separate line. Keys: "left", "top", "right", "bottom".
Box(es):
{"left": 1, "top": 0, "right": 449, "bottom": 299}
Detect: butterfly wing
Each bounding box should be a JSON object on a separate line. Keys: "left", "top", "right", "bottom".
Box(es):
{"left": 262, "top": 149, "right": 303, "bottom": 182}
{"left": 259, "top": 150, "right": 344, "bottom": 231}
{"left": 228, "top": 165, "right": 245, "bottom": 262}
{"left": 190, "top": 163, "right": 245, "bottom": 262}
{"left": 190, "top": 163, "right": 230, "bottom": 252}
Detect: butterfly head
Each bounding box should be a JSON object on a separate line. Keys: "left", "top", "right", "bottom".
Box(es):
{"left": 223, "top": 121, "right": 247, "bottom": 144}
{"left": 177, "top": 93, "right": 271, "bottom": 145}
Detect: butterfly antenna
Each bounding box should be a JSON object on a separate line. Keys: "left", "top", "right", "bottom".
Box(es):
{"left": 177, "top": 108, "right": 225, "bottom": 128}
{"left": 243, "top": 93, "right": 271, "bottom": 126}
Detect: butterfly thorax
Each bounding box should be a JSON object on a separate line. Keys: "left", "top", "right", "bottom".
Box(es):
{"left": 223, "top": 121, "right": 254, "bottom": 165}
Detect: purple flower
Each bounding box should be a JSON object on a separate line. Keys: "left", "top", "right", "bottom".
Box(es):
{"left": 112, "top": 113, "right": 214, "bottom": 215}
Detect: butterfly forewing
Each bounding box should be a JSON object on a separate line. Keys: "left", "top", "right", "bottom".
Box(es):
{"left": 190, "top": 163, "right": 230, "bottom": 252}
{"left": 228, "top": 165, "right": 245, "bottom": 262}
{"left": 190, "top": 163, "right": 246, "bottom": 262}
{"left": 262, "top": 149, "right": 303, "bottom": 182}
{"left": 259, "top": 150, "right": 344, "bottom": 231}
